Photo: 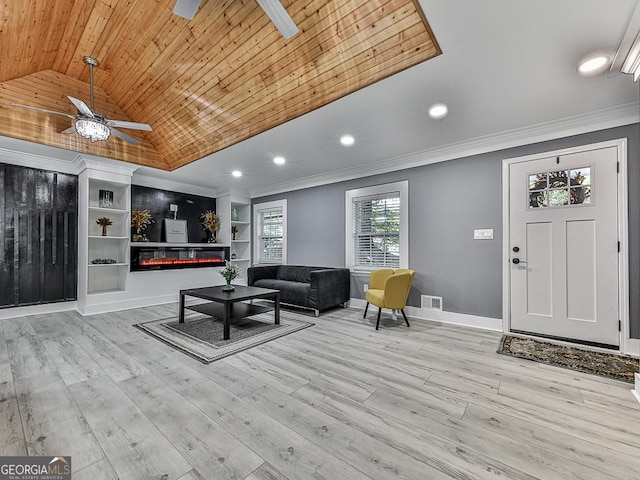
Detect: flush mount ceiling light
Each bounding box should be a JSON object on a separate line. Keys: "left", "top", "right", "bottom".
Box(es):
{"left": 577, "top": 51, "right": 612, "bottom": 76}
{"left": 273, "top": 156, "right": 286, "bottom": 165}
{"left": 232, "top": 170, "right": 242, "bottom": 177}
{"left": 428, "top": 103, "right": 448, "bottom": 119}
{"left": 340, "top": 134, "right": 355, "bottom": 146}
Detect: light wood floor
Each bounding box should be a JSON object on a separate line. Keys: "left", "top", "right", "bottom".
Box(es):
{"left": 1, "top": 304, "right": 639, "bottom": 480}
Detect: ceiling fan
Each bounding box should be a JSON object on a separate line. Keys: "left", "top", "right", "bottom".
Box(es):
{"left": 173, "top": 0, "right": 299, "bottom": 39}
{"left": 11, "top": 56, "right": 153, "bottom": 145}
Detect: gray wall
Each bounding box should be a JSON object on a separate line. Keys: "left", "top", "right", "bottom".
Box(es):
{"left": 254, "top": 124, "right": 640, "bottom": 338}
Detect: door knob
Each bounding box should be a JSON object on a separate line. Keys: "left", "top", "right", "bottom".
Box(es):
{"left": 512, "top": 246, "right": 519, "bottom": 252}
{"left": 512, "top": 258, "right": 527, "bottom": 265}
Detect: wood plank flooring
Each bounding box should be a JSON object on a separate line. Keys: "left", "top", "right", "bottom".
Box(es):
{"left": 1, "top": 305, "right": 639, "bottom": 479}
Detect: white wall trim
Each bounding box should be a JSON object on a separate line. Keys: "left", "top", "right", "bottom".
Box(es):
{"left": 0, "top": 146, "right": 82, "bottom": 175}
{"left": 133, "top": 173, "right": 219, "bottom": 198}
{"left": 250, "top": 103, "right": 639, "bottom": 198}
{"left": 349, "top": 298, "right": 502, "bottom": 331}
{"left": 80, "top": 295, "right": 177, "bottom": 316}
{"left": 633, "top": 374, "right": 640, "bottom": 405}
{"left": 502, "top": 139, "right": 632, "bottom": 352}
{"left": 0, "top": 302, "right": 77, "bottom": 320}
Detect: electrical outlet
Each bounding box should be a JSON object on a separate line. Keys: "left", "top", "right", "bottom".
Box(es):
{"left": 364, "top": 284, "right": 368, "bottom": 292}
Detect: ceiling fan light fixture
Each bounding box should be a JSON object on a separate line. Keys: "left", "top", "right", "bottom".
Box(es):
{"left": 75, "top": 118, "right": 110, "bottom": 142}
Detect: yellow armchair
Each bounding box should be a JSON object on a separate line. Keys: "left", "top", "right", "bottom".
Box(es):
{"left": 364, "top": 269, "right": 415, "bottom": 330}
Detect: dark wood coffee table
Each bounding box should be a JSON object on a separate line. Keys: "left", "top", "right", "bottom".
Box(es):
{"left": 178, "top": 285, "right": 280, "bottom": 340}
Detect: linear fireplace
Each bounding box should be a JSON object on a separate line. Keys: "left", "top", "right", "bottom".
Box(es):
{"left": 131, "top": 244, "right": 230, "bottom": 271}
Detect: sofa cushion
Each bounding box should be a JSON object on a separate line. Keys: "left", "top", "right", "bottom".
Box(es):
{"left": 277, "top": 265, "right": 314, "bottom": 283}
{"left": 253, "top": 279, "right": 312, "bottom": 307}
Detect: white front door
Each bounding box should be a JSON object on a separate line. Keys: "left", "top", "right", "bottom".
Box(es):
{"left": 509, "top": 146, "right": 620, "bottom": 347}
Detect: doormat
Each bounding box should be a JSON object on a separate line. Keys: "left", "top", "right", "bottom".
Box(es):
{"left": 497, "top": 335, "right": 638, "bottom": 383}
{"left": 135, "top": 311, "right": 313, "bottom": 363}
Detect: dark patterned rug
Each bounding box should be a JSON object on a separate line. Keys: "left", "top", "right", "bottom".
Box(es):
{"left": 498, "top": 335, "right": 639, "bottom": 383}
{"left": 135, "top": 310, "right": 313, "bottom": 363}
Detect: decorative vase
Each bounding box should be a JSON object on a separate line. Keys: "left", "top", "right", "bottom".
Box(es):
{"left": 208, "top": 231, "right": 217, "bottom": 243}
{"left": 101, "top": 225, "right": 108, "bottom": 236}
{"left": 232, "top": 232, "right": 236, "bottom": 241}
{"left": 222, "top": 280, "right": 235, "bottom": 292}
{"left": 231, "top": 208, "right": 239, "bottom": 221}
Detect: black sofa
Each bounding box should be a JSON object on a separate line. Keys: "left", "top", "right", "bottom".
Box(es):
{"left": 247, "top": 265, "right": 351, "bottom": 316}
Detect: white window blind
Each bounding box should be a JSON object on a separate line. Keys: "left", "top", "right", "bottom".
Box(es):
{"left": 352, "top": 191, "right": 401, "bottom": 268}
{"left": 256, "top": 205, "right": 284, "bottom": 263}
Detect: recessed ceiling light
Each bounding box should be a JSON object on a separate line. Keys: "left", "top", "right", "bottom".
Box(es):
{"left": 577, "top": 52, "right": 611, "bottom": 76}
{"left": 231, "top": 170, "right": 242, "bottom": 177}
{"left": 340, "top": 135, "right": 355, "bottom": 146}
{"left": 428, "top": 103, "right": 448, "bottom": 119}
{"left": 273, "top": 156, "right": 286, "bottom": 165}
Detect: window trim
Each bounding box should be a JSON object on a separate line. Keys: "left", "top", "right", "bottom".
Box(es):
{"left": 345, "top": 181, "right": 408, "bottom": 272}
{"left": 253, "top": 199, "right": 287, "bottom": 265}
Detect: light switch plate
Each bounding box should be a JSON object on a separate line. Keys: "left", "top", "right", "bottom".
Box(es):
{"left": 474, "top": 228, "right": 493, "bottom": 240}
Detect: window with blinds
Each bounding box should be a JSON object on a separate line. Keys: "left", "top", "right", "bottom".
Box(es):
{"left": 254, "top": 201, "right": 286, "bottom": 264}
{"left": 345, "top": 181, "right": 407, "bottom": 271}
{"left": 352, "top": 192, "right": 401, "bottom": 268}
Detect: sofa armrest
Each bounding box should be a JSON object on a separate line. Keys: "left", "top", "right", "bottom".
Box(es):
{"left": 309, "top": 268, "right": 351, "bottom": 310}
{"left": 247, "top": 265, "right": 279, "bottom": 286}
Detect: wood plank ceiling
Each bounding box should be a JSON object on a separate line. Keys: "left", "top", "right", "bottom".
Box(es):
{"left": 0, "top": 0, "right": 440, "bottom": 171}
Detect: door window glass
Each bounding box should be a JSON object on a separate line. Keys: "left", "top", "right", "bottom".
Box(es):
{"left": 529, "top": 167, "right": 591, "bottom": 208}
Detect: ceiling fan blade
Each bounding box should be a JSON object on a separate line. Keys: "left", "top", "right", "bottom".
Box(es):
{"left": 111, "top": 127, "right": 140, "bottom": 145}
{"left": 61, "top": 126, "right": 76, "bottom": 134}
{"left": 173, "top": 0, "right": 202, "bottom": 20}
{"left": 10, "top": 103, "right": 75, "bottom": 119}
{"left": 67, "top": 96, "right": 95, "bottom": 117}
{"left": 108, "top": 119, "right": 153, "bottom": 131}
{"left": 255, "top": 0, "right": 299, "bottom": 39}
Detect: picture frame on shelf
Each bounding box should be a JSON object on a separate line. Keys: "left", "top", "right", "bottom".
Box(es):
{"left": 99, "top": 189, "right": 114, "bottom": 208}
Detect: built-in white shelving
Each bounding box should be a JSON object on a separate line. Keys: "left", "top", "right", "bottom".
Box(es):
{"left": 77, "top": 160, "right": 136, "bottom": 313}
{"left": 217, "top": 193, "right": 252, "bottom": 283}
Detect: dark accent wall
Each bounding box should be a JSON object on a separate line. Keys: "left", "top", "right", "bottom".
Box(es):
{"left": 131, "top": 185, "right": 216, "bottom": 243}
{"left": 0, "top": 163, "right": 78, "bottom": 307}
{"left": 254, "top": 124, "right": 640, "bottom": 339}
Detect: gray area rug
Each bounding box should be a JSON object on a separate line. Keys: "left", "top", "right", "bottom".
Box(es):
{"left": 135, "top": 310, "right": 314, "bottom": 363}
{"left": 498, "top": 335, "right": 639, "bottom": 383}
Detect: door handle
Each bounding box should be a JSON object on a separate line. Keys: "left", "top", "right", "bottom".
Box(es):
{"left": 512, "top": 258, "right": 527, "bottom": 265}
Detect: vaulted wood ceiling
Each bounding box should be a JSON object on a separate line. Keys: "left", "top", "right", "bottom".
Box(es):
{"left": 0, "top": 0, "right": 440, "bottom": 171}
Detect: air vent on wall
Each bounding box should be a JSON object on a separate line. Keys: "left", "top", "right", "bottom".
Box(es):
{"left": 421, "top": 295, "right": 443, "bottom": 311}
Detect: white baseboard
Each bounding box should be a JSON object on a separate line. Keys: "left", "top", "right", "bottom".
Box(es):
{"left": 350, "top": 298, "right": 503, "bottom": 331}
{"left": 80, "top": 294, "right": 178, "bottom": 316}
{"left": 623, "top": 337, "right": 640, "bottom": 357}
{"left": 0, "top": 301, "right": 77, "bottom": 320}
{"left": 633, "top": 374, "right": 640, "bottom": 405}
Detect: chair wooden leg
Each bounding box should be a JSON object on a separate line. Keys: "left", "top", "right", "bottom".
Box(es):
{"left": 401, "top": 309, "right": 410, "bottom": 327}
{"left": 363, "top": 302, "right": 369, "bottom": 318}
{"left": 376, "top": 308, "right": 382, "bottom": 330}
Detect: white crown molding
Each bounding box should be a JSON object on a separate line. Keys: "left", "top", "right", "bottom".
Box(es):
{"left": 250, "top": 102, "right": 639, "bottom": 198}
{"left": 0, "top": 145, "right": 81, "bottom": 174}
{"left": 74, "top": 154, "right": 137, "bottom": 177}
{"left": 215, "top": 187, "right": 251, "bottom": 199}
{"left": 133, "top": 173, "right": 218, "bottom": 197}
